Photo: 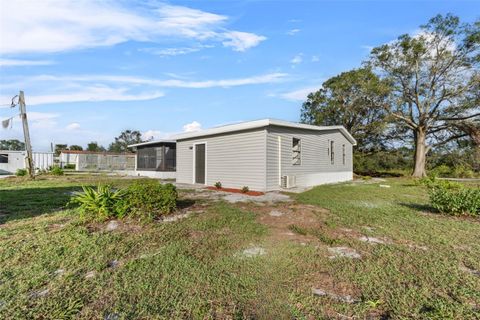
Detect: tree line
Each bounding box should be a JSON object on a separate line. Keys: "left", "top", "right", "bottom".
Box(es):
{"left": 1, "top": 130, "right": 143, "bottom": 155}
{"left": 301, "top": 14, "right": 479, "bottom": 177}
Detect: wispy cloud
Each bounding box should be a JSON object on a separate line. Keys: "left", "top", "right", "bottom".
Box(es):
{"left": 2, "top": 72, "right": 288, "bottom": 105}
{"left": 222, "top": 31, "right": 266, "bottom": 52}
{"left": 183, "top": 121, "right": 202, "bottom": 132}
{"left": 286, "top": 29, "right": 300, "bottom": 36}
{"left": 277, "top": 85, "right": 322, "bottom": 101}
{"left": 311, "top": 55, "right": 320, "bottom": 62}
{"left": 0, "top": 59, "right": 54, "bottom": 67}
{"left": 66, "top": 122, "right": 81, "bottom": 131}
{"left": 290, "top": 53, "right": 303, "bottom": 64}
{"left": 0, "top": 1, "right": 266, "bottom": 55}
{"left": 140, "top": 45, "right": 213, "bottom": 57}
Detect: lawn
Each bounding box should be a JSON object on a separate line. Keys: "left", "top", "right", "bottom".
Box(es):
{"left": 0, "top": 175, "right": 479, "bottom": 319}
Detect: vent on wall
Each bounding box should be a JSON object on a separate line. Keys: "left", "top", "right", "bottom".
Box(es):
{"left": 281, "top": 175, "right": 296, "bottom": 188}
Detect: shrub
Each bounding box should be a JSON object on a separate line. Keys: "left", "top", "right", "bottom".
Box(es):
{"left": 120, "top": 181, "right": 177, "bottom": 220}
{"left": 429, "top": 164, "right": 451, "bottom": 177}
{"left": 70, "top": 185, "right": 126, "bottom": 222}
{"left": 452, "top": 165, "right": 475, "bottom": 179}
{"left": 241, "top": 186, "right": 249, "bottom": 193}
{"left": 50, "top": 166, "right": 64, "bottom": 176}
{"left": 15, "top": 168, "right": 27, "bottom": 176}
{"left": 214, "top": 181, "right": 222, "bottom": 189}
{"left": 63, "top": 164, "right": 76, "bottom": 170}
{"left": 429, "top": 185, "right": 480, "bottom": 217}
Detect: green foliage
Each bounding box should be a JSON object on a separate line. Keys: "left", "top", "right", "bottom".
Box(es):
{"left": 15, "top": 168, "right": 27, "bottom": 176}
{"left": 70, "top": 185, "right": 126, "bottom": 222}
{"left": 86, "top": 141, "right": 106, "bottom": 152}
{"left": 0, "top": 139, "right": 25, "bottom": 151}
{"left": 71, "top": 181, "right": 177, "bottom": 222}
{"left": 50, "top": 166, "right": 64, "bottom": 176}
{"left": 241, "top": 186, "right": 249, "bottom": 193}
{"left": 68, "top": 145, "right": 83, "bottom": 151}
{"left": 119, "top": 181, "right": 178, "bottom": 220}
{"left": 214, "top": 181, "right": 222, "bottom": 189}
{"left": 354, "top": 148, "right": 412, "bottom": 175}
{"left": 429, "top": 185, "right": 480, "bottom": 217}
{"left": 108, "top": 130, "right": 142, "bottom": 153}
{"left": 421, "top": 176, "right": 480, "bottom": 216}
{"left": 300, "top": 68, "right": 391, "bottom": 152}
{"left": 63, "top": 164, "right": 76, "bottom": 170}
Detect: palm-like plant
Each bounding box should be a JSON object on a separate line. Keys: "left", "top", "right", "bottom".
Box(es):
{"left": 71, "top": 185, "right": 125, "bottom": 221}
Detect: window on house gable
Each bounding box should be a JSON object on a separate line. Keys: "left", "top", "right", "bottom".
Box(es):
{"left": 330, "top": 141, "right": 335, "bottom": 165}
{"left": 292, "top": 137, "right": 301, "bottom": 165}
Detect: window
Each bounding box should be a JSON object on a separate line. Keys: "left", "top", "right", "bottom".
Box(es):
{"left": 342, "top": 144, "right": 346, "bottom": 165}
{"left": 330, "top": 141, "right": 335, "bottom": 165}
{"left": 292, "top": 137, "right": 301, "bottom": 165}
{"left": 0, "top": 154, "right": 7, "bottom": 164}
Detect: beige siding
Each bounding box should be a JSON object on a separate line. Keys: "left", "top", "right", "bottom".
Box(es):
{"left": 176, "top": 129, "right": 267, "bottom": 191}
{"left": 266, "top": 126, "right": 353, "bottom": 190}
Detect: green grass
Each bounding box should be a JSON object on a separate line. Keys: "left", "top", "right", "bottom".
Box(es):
{"left": 0, "top": 175, "right": 479, "bottom": 319}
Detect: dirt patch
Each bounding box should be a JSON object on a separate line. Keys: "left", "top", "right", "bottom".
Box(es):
{"left": 239, "top": 202, "right": 331, "bottom": 245}
{"left": 206, "top": 186, "right": 264, "bottom": 196}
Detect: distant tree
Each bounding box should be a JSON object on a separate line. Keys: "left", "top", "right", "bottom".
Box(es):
{"left": 54, "top": 144, "right": 68, "bottom": 156}
{"left": 86, "top": 141, "right": 106, "bottom": 152}
{"left": 300, "top": 68, "right": 391, "bottom": 152}
{"left": 108, "top": 130, "right": 142, "bottom": 153}
{"left": 0, "top": 139, "right": 25, "bottom": 151}
{"left": 69, "top": 145, "right": 83, "bottom": 151}
{"left": 368, "top": 14, "right": 480, "bottom": 177}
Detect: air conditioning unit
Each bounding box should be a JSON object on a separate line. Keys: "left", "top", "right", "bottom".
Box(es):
{"left": 281, "top": 175, "right": 296, "bottom": 188}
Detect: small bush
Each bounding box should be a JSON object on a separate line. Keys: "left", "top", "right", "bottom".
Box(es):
{"left": 15, "top": 168, "right": 27, "bottom": 176}
{"left": 214, "top": 181, "right": 222, "bottom": 189}
{"left": 50, "top": 166, "right": 64, "bottom": 176}
{"left": 241, "top": 186, "right": 249, "bottom": 193}
{"left": 452, "top": 165, "right": 475, "bottom": 179}
{"left": 429, "top": 185, "right": 480, "bottom": 216}
{"left": 70, "top": 185, "right": 125, "bottom": 222}
{"left": 423, "top": 177, "right": 480, "bottom": 216}
{"left": 63, "top": 164, "right": 76, "bottom": 170}
{"left": 429, "top": 164, "right": 451, "bottom": 177}
{"left": 119, "top": 181, "right": 177, "bottom": 220}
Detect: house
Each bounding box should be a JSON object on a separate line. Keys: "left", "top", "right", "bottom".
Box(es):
{"left": 59, "top": 150, "right": 135, "bottom": 171}
{"left": 172, "top": 119, "right": 356, "bottom": 191}
{"left": 127, "top": 140, "right": 176, "bottom": 179}
{"left": 0, "top": 150, "right": 54, "bottom": 174}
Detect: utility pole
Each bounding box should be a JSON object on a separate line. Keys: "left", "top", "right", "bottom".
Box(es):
{"left": 18, "top": 91, "right": 35, "bottom": 179}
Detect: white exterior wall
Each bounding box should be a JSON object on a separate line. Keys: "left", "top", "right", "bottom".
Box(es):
{"left": 176, "top": 129, "right": 267, "bottom": 191}
{"left": 124, "top": 170, "right": 176, "bottom": 179}
{"left": 266, "top": 126, "right": 353, "bottom": 190}
{"left": 0, "top": 150, "right": 54, "bottom": 174}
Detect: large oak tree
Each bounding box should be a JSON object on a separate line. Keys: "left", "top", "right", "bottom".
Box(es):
{"left": 368, "top": 14, "right": 479, "bottom": 177}
{"left": 300, "top": 68, "right": 391, "bottom": 152}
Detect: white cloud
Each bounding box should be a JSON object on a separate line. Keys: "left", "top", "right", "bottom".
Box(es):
{"left": 0, "top": 59, "right": 53, "bottom": 67}
{"left": 290, "top": 53, "right": 303, "bottom": 64}
{"left": 66, "top": 122, "right": 81, "bottom": 130}
{"left": 183, "top": 121, "right": 202, "bottom": 132}
{"left": 222, "top": 31, "right": 266, "bottom": 52}
{"left": 25, "top": 86, "right": 165, "bottom": 105}
{"left": 140, "top": 46, "right": 209, "bottom": 57}
{"left": 278, "top": 85, "right": 321, "bottom": 101}
{"left": 0, "top": 1, "right": 265, "bottom": 55}
{"left": 311, "top": 55, "right": 320, "bottom": 62}
{"left": 1, "top": 72, "right": 287, "bottom": 105}
{"left": 286, "top": 29, "right": 300, "bottom": 36}
{"left": 142, "top": 130, "right": 171, "bottom": 141}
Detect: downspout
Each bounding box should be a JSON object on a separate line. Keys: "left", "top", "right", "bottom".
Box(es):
{"left": 278, "top": 136, "right": 282, "bottom": 186}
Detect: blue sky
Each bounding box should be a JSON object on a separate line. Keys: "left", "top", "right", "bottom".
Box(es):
{"left": 0, "top": 0, "right": 478, "bottom": 150}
